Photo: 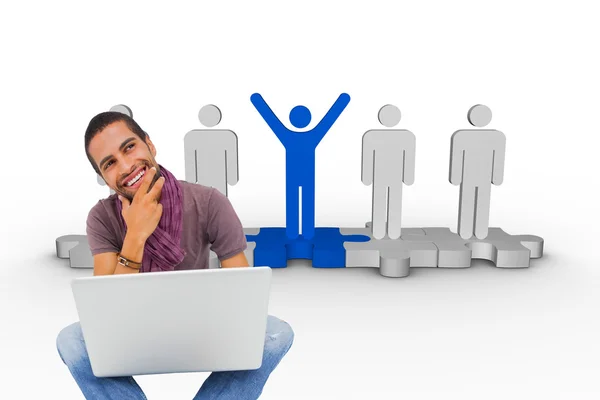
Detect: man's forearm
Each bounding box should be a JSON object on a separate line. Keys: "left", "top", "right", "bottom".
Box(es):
{"left": 113, "top": 231, "right": 147, "bottom": 275}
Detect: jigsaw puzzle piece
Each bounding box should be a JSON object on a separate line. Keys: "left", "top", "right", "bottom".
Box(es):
{"left": 312, "top": 228, "right": 370, "bottom": 268}
{"left": 340, "top": 227, "right": 438, "bottom": 277}
{"left": 343, "top": 239, "right": 412, "bottom": 277}
{"left": 245, "top": 227, "right": 288, "bottom": 268}
{"left": 400, "top": 227, "right": 472, "bottom": 268}
{"left": 511, "top": 234, "right": 544, "bottom": 258}
{"left": 243, "top": 228, "right": 261, "bottom": 235}
{"left": 379, "top": 248, "right": 412, "bottom": 278}
{"left": 464, "top": 228, "right": 543, "bottom": 268}
{"left": 343, "top": 227, "right": 437, "bottom": 268}
{"left": 243, "top": 226, "right": 260, "bottom": 262}
{"left": 244, "top": 242, "right": 257, "bottom": 267}
{"left": 56, "top": 235, "right": 93, "bottom": 268}
{"left": 364, "top": 221, "right": 425, "bottom": 237}
{"left": 209, "top": 251, "right": 219, "bottom": 269}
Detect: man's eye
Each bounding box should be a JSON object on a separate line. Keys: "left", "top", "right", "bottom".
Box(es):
{"left": 103, "top": 143, "right": 135, "bottom": 170}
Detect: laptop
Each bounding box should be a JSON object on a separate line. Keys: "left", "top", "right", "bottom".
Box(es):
{"left": 71, "top": 266, "right": 272, "bottom": 378}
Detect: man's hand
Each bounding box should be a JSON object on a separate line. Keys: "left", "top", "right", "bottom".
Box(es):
{"left": 118, "top": 166, "right": 165, "bottom": 241}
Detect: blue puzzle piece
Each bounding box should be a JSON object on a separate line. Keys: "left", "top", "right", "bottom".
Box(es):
{"left": 245, "top": 227, "right": 369, "bottom": 268}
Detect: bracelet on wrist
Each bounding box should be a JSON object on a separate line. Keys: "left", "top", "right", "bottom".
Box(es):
{"left": 117, "top": 253, "right": 142, "bottom": 270}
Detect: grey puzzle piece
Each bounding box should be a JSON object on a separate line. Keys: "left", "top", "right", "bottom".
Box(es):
{"left": 56, "top": 234, "right": 94, "bottom": 268}
{"left": 340, "top": 227, "right": 438, "bottom": 278}
{"left": 405, "top": 227, "right": 543, "bottom": 268}
{"left": 367, "top": 222, "right": 543, "bottom": 268}
{"left": 361, "top": 222, "right": 543, "bottom": 269}
{"left": 245, "top": 242, "right": 257, "bottom": 267}
{"left": 243, "top": 227, "right": 261, "bottom": 267}
{"left": 399, "top": 227, "right": 472, "bottom": 268}
{"left": 209, "top": 250, "right": 220, "bottom": 269}
{"left": 465, "top": 228, "right": 543, "bottom": 268}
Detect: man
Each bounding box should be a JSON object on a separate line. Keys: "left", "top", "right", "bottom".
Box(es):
{"left": 56, "top": 111, "right": 294, "bottom": 399}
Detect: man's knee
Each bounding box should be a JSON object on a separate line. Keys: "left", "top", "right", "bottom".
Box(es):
{"left": 265, "top": 316, "right": 294, "bottom": 353}
{"left": 56, "top": 322, "right": 87, "bottom": 366}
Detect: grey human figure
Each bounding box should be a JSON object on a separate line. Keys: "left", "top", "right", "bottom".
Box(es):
{"left": 362, "top": 105, "right": 416, "bottom": 240}
{"left": 184, "top": 105, "right": 239, "bottom": 197}
{"left": 96, "top": 104, "right": 134, "bottom": 195}
{"left": 449, "top": 104, "right": 506, "bottom": 240}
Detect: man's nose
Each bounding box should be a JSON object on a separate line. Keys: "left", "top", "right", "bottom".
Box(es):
{"left": 119, "top": 160, "right": 137, "bottom": 178}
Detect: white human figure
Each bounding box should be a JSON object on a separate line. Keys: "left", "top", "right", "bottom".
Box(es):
{"left": 184, "top": 105, "right": 239, "bottom": 197}
{"left": 96, "top": 104, "right": 134, "bottom": 195}
{"left": 97, "top": 174, "right": 115, "bottom": 196}
{"left": 362, "top": 105, "right": 416, "bottom": 240}
{"left": 449, "top": 104, "right": 506, "bottom": 240}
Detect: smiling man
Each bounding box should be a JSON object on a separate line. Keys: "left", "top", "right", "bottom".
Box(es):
{"left": 55, "top": 111, "right": 294, "bottom": 399}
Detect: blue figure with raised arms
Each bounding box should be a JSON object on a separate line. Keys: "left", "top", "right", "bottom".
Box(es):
{"left": 251, "top": 93, "right": 350, "bottom": 240}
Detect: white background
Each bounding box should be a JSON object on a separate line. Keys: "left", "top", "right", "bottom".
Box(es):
{"left": 1, "top": 0, "right": 599, "bottom": 399}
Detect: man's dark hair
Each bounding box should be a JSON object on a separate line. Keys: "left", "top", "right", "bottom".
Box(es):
{"left": 84, "top": 112, "right": 149, "bottom": 176}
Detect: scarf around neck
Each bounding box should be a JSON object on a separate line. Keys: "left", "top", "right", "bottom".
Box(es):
{"left": 114, "top": 164, "right": 186, "bottom": 273}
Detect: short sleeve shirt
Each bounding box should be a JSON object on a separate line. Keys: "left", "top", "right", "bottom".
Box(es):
{"left": 85, "top": 181, "right": 247, "bottom": 269}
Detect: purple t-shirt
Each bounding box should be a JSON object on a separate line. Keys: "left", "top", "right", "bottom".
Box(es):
{"left": 86, "top": 181, "right": 247, "bottom": 270}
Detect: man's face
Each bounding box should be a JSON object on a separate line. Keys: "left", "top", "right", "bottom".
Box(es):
{"left": 88, "top": 120, "right": 160, "bottom": 201}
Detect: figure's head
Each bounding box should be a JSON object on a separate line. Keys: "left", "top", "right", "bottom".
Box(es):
{"left": 85, "top": 112, "right": 160, "bottom": 201}
{"left": 289, "top": 105, "right": 311, "bottom": 129}
{"left": 467, "top": 104, "right": 492, "bottom": 127}
{"left": 109, "top": 104, "right": 133, "bottom": 117}
{"left": 378, "top": 104, "right": 401, "bottom": 127}
{"left": 198, "top": 104, "right": 222, "bottom": 127}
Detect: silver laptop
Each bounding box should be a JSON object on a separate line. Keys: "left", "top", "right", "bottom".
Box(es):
{"left": 71, "top": 266, "right": 272, "bottom": 378}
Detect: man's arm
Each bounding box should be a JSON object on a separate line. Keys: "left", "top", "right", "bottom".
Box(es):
{"left": 220, "top": 251, "right": 249, "bottom": 268}
{"left": 313, "top": 93, "right": 351, "bottom": 144}
{"left": 87, "top": 205, "right": 147, "bottom": 275}
{"left": 250, "top": 93, "right": 289, "bottom": 144}
{"left": 206, "top": 188, "right": 248, "bottom": 266}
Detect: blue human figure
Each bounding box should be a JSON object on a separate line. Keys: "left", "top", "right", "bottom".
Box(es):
{"left": 251, "top": 93, "right": 351, "bottom": 240}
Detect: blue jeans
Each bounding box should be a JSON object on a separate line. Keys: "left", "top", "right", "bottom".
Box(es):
{"left": 56, "top": 315, "right": 294, "bottom": 399}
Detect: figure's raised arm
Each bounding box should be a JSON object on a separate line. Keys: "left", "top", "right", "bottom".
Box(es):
{"left": 492, "top": 131, "right": 506, "bottom": 185}
{"left": 314, "top": 93, "right": 351, "bottom": 143}
{"left": 226, "top": 131, "right": 239, "bottom": 185}
{"left": 250, "top": 93, "right": 288, "bottom": 144}
{"left": 449, "top": 131, "right": 464, "bottom": 185}
{"left": 361, "top": 131, "right": 375, "bottom": 186}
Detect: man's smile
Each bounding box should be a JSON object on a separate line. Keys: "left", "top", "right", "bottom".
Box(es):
{"left": 123, "top": 165, "right": 147, "bottom": 188}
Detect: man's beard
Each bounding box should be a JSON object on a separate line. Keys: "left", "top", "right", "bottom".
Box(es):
{"left": 115, "top": 161, "right": 161, "bottom": 201}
